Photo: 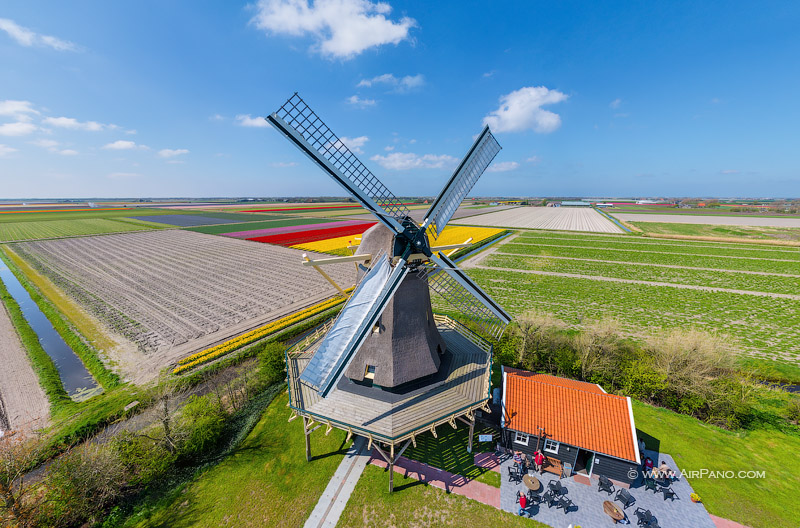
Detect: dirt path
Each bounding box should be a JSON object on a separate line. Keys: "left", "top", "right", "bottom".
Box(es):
{"left": 473, "top": 265, "right": 800, "bottom": 300}
{"left": 459, "top": 232, "right": 519, "bottom": 270}
{"left": 0, "top": 301, "right": 49, "bottom": 435}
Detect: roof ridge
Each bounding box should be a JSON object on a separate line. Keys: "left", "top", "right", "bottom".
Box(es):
{"left": 511, "top": 372, "right": 622, "bottom": 399}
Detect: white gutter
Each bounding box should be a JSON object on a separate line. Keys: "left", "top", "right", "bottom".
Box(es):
{"left": 626, "top": 397, "right": 641, "bottom": 464}
{"left": 500, "top": 365, "right": 507, "bottom": 428}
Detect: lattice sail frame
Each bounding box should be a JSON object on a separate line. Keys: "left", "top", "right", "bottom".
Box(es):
{"left": 272, "top": 93, "right": 410, "bottom": 224}
{"left": 421, "top": 254, "right": 509, "bottom": 340}
{"left": 423, "top": 127, "right": 501, "bottom": 238}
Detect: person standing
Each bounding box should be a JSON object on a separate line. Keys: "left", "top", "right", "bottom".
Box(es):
{"left": 534, "top": 450, "right": 545, "bottom": 473}
{"left": 518, "top": 492, "right": 528, "bottom": 516}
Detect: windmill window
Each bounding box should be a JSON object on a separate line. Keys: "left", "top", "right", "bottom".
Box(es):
{"left": 364, "top": 365, "right": 376, "bottom": 380}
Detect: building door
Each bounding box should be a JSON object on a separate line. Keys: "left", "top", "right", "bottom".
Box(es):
{"left": 574, "top": 449, "right": 595, "bottom": 476}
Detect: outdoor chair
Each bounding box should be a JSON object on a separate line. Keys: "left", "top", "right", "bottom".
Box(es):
{"left": 527, "top": 490, "right": 541, "bottom": 504}
{"left": 556, "top": 496, "right": 574, "bottom": 514}
{"left": 634, "top": 507, "right": 653, "bottom": 526}
{"left": 542, "top": 490, "right": 559, "bottom": 508}
{"left": 647, "top": 519, "right": 661, "bottom": 528}
{"left": 644, "top": 477, "right": 659, "bottom": 493}
{"left": 615, "top": 488, "right": 635, "bottom": 509}
{"left": 661, "top": 487, "right": 677, "bottom": 501}
{"left": 598, "top": 475, "right": 615, "bottom": 495}
{"left": 548, "top": 480, "right": 565, "bottom": 495}
{"left": 508, "top": 465, "right": 521, "bottom": 483}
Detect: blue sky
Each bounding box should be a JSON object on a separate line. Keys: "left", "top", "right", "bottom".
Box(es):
{"left": 1, "top": 1, "right": 798, "bottom": 199}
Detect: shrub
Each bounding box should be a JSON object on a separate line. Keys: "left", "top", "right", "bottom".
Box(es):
{"left": 110, "top": 431, "right": 176, "bottom": 487}
{"left": 43, "top": 444, "right": 127, "bottom": 527}
{"left": 259, "top": 342, "right": 288, "bottom": 386}
{"left": 179, "top": 395, "right": 227, "bottom": 460}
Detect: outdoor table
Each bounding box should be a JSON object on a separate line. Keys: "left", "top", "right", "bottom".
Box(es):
{"left": 523, "top": 474, "right": 541, "bottom": 492}
{"left": 603, "top": 500, "right": 625, "bottom": 523}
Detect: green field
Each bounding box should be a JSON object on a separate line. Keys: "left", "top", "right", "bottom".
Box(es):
{"left": 463, "top": 231, "right": 800, "bottom": 367}
{"left": 630, "top": 221, "right": 800, "bottom": 241}
{"left": 185, "top": 217, "right": 336, "bottom": 235}
{"left": 0, "top": 207, "right": 181, "bottom": 223}
{"left": 0, "top": 218, "right": 160, "bottom": 242}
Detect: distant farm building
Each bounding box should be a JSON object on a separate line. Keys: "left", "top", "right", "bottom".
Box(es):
{"left": 559, "top": 201, "right": 593, "bottom": 207}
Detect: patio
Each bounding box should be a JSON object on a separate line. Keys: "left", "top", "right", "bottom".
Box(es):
{"left": 499, "top": 448, "right": 717, "bottom": 527}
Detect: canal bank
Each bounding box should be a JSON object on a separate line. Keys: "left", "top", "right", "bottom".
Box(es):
{"left": 0, "top": 261, "right": 101, "bottom": 406}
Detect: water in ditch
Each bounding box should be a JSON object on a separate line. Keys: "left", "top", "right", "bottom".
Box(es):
{"left": 0, "top": 262, "right": 102, "bottom": 402}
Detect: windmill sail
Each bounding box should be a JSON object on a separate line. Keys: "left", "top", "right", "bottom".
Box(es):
{"left": 423, "top": 126, "right": 501, "bottom": 238}
{"left": 268, "top": 94, "right": 408, "bottom": 235}
{"left": 299, "top": 253, "right": 409, "bottom": 397}
{"left": 424, "top": 252, "right": 511, "bottom": 339}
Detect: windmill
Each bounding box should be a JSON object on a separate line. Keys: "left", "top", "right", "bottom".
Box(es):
{"left": 269, "top": 94, "right": 511, "bottom": 491}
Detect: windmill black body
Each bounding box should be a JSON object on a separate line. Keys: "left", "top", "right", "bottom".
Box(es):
{"left": 269, "top": 94, "right": 511, "bottom": 491}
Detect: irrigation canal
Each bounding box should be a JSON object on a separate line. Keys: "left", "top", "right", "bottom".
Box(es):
{"left": 0, "top": 262, "right": 101, "bottom": 402}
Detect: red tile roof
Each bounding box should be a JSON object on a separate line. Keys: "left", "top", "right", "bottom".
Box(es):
{"left": 504, "top": 369, "right": 638, "bottom": 462}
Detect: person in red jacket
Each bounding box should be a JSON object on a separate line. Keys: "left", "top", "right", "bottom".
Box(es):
{"left": 534, "top": 450, "right": 545, "bottom": 473}
{"left": 518, "top": 492, "right": 528, "bottom": 516}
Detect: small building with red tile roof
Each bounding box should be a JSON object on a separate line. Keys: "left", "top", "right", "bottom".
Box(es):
{"left": 501, "top": 367, "right": 641, "bottom": 487}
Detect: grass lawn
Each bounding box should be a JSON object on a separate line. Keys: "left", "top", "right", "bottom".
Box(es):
{"left": 633, "top": 400, "right": 800, "bottom": 528}
{"left": 337, "top": 464, "right": 546, "bottom": 528}
{"left": 630, "top": 221, "right": 800, "bottom": 242}
{"left": 121, "top": 391, "right": 349, "bottom": 528}
{"left": 403, "top": 423, "right": 501, "bottom": 488}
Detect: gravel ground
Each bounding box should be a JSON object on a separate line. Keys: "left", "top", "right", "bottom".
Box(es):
{"left": 612, "top": 213, "right": 800, "bottom": 227}
{"left": 0, "top": 301, "right": 49, "bottom": 435}
{"left": 454, "top": 207, "right": 622, "bottom": 233}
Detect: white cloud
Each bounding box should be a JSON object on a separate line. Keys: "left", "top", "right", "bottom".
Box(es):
{"left": 609, "top": 98, "right": 622, "bottom": 109}
{"left": 384, "top": 145, "right": 394, "bottom": 151}
{"left": 0, "top": 18, "right": 78, "bottom": 51}
{"left": 58, "top": 149, "right": 78, "bottom": 156}
{"left": 31, "top": 139, "right": 59, "bottom": 149}
{"left": 339, "top": 135, "right": 368, "bottom": 153}
{"left": 271, "top": 161, "right": 298, "bottom": 167}
{"left": 158, "top": 148, "right": 189, "bottom": 158}
{"left": 0, "top": 122, "right": 36, "bottom": 136}
{"left": 0, "top": 144, "right": 18, "bottom": 157}
{"left": 210, "top": 114, "right": 225, "bottom": 121}
{"left": 103, "top": 140, "right": 147, "bottom": 150}
{"left": 370, "top": 152, "right": 458, "bottom": 170}
{"left": 482, "top": 86, "right": 568, "bottom": 133}
{"left": 526, "top": 155, "right": 540, "bottom": 163}
{"left": 482, "top": 71, "right": 496, "bottom": 78}
{"left": 0, "top": 100, "right": 39, "bottom": 122}
{"left": 346, "top": 95, "right": 377, "bottom": 108}
{"left": 235, "top": 114, "right": 270, "bottom": 127}
{"left": 42, "top": 116, "right": 107, "bottom": 131}
{"left": 251, "top": 0, "right": 416, "bottom": 60}
{"left": 357, "top": 73, "right": 424, "bottom": 91}
{"left": 486, "top": 161, "right": 519, "bottom": 172}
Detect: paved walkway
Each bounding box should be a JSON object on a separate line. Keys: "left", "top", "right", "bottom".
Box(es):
{"left": 500, "top": 450, "right": 717, "bottom": 528}
{"left": 303, "top": 436, "right": 370, "bottom": 528}
{"left": 369, "top": 453, "right": 501, "bottom": 508}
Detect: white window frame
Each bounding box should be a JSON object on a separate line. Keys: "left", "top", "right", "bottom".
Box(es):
{"left": 513, "top": 431, "right": 529, "bottom": 446}
{"left": 543, "top": 439, "right": 560, "bottom": 454}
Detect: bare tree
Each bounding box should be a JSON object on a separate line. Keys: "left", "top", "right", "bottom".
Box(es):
{"left": 575, "top": 318, "right": 620, "bottom": 382}
{"left": 514, "top": 312, "right": 565, "bottom": 372}
{"left": 0, "top": 432, "right": 43, "bottom": 527}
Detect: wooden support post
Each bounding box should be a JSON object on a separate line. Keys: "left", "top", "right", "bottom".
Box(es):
{"left": 303, "top": 416, "right": 311, "bottom": 462}
{"left": 303, "top": 255, "right": 346, "bottom": 296}
{"left": 467, "top": 415, "right": 476, "bottom": 454}
{"left": 389, "top": 443, "right": 395, "bottom": 493}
